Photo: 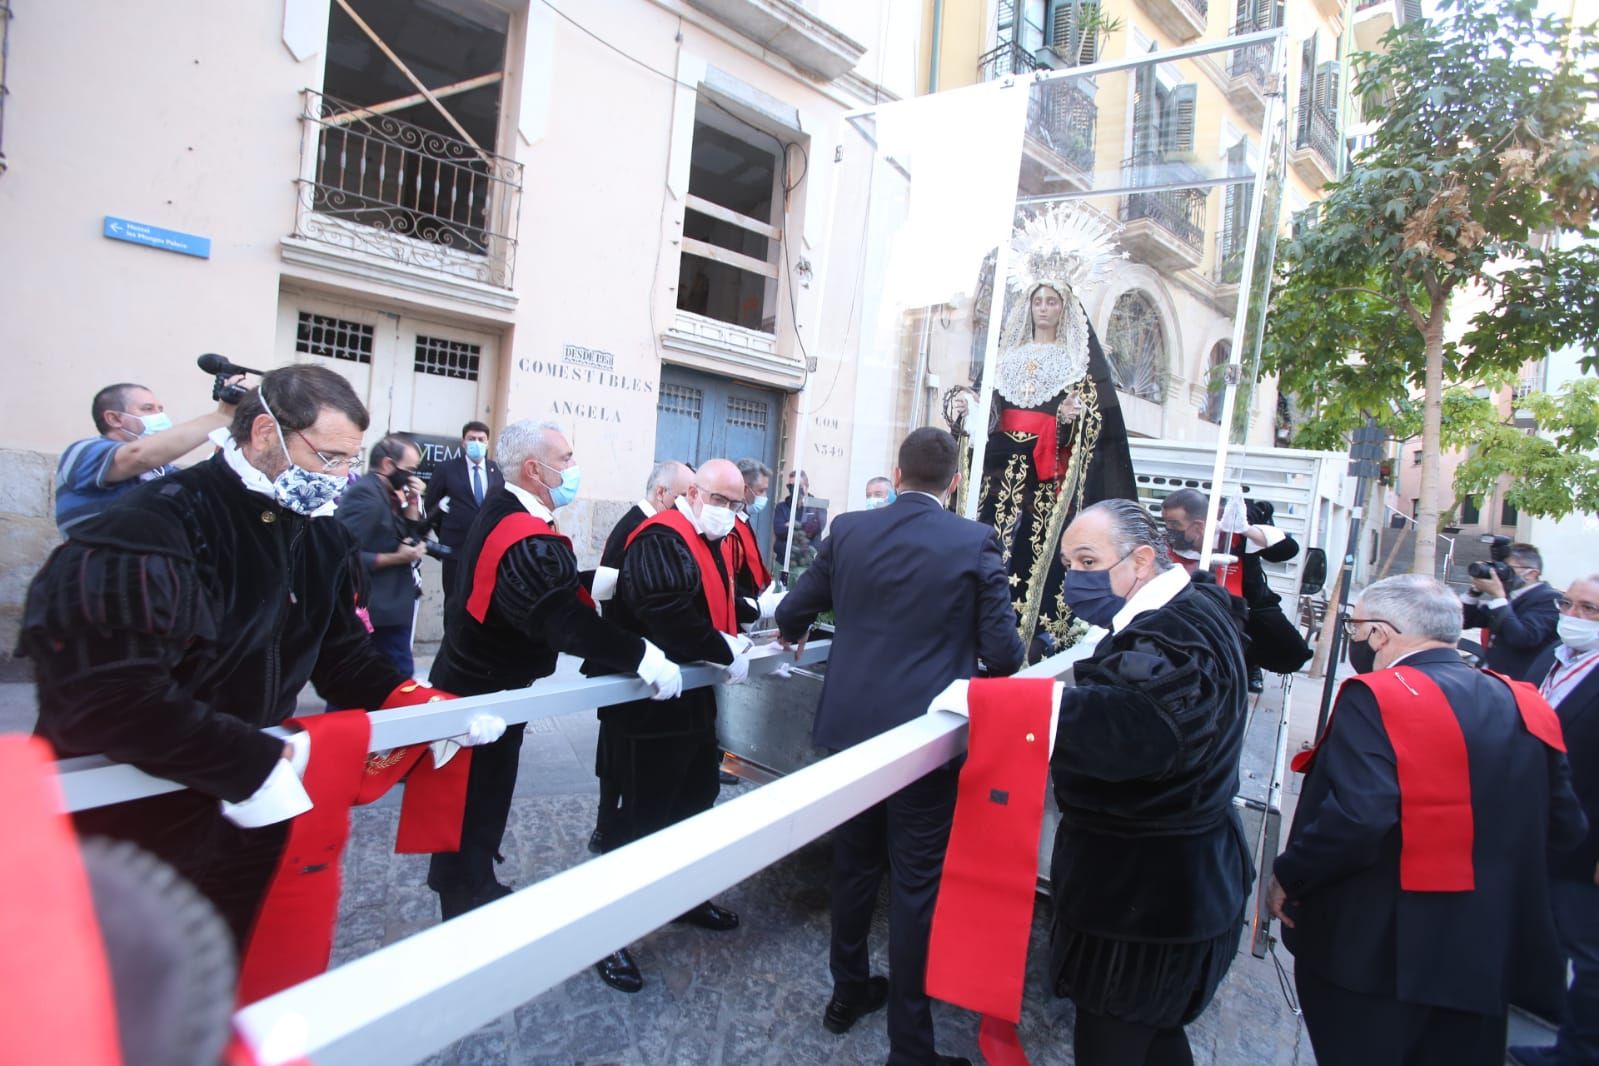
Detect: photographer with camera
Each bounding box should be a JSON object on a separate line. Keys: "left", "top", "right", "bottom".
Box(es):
{"left": 55, "top": 380, "right": 243, "bottom": 535}
{"left": 1462, "top": 540, "right": 1561, "bottom": 681}
{"left": 336, "top": 434, "right": 429, "bottom": 678}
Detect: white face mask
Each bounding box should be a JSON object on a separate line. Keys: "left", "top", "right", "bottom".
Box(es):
{"left": 1558, "top": 614, "right": 1599, "bottom": 652}
{"left": 699, "top": 504, "right": 736, "bottom": 540}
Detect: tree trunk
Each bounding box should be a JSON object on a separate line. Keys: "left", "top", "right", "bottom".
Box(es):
{"left": 1410, "top": 310, "right": 1447, "bottom": 574}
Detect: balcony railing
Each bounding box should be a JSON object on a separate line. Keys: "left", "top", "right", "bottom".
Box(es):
{"left": 1120, "top": 156, "right": 1207, "bottom": 253}
{"left": 977, "top": 43, "right": 1097, "bottom": 174}
{"left": 1228, "top": 21, "right": 1272, "bottom": 85}
{"left": 295, "top": 90, "right": 523, "bottom": 289}
{"left": 1296, "top": 105, "right": 1340, "bottom": 174}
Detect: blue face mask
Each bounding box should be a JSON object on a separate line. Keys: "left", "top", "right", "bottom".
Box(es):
{"left": 748, "top": 494, "right": 768, "bottom": 515}
{"left": 539, "top": 461, "right": 581, "bottom": 508}
{"left": 129, "top": 411, "right": 173, "bottom": 437}
{"left": 464, "top": 440, "right": 487, "bottom": 462}
{"left": 1061, "top": 551, "right": 1134, "bottom": 628}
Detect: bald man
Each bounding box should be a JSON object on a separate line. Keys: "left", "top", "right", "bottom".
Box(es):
{"left": 588, "top": 458, "right": 759, "bottom": 992}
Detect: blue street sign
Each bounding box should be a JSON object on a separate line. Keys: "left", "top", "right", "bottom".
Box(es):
{"left": 102, "top": 216, "right": 211, "bottom": 259}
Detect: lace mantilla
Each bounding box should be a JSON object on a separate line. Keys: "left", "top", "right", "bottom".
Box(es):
{"left": 994, "top": 303, "right": 1089, "bottom": 408}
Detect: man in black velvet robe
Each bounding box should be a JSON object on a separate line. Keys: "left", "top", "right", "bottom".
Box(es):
{"left": 21, "top": 366, "right": 426, "bottom": 948}
{"left": 1048, "top": 499, "right": 1254, "bottom": 1066}
{"left": 426, "top": 421, "right": 681, "bottom": 925}
{"left": 591, "top": 457, "right": 757, "bottom": 992}
{"left": 587, "top": 460, "right": 694, "bottom": 854}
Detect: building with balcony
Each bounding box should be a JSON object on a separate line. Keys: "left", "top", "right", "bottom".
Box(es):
{"left": 0, "top": 0, "right": 918, "bottom": 663}
{"left": 912, "top": 0, "right": 1354, "bottom": 445}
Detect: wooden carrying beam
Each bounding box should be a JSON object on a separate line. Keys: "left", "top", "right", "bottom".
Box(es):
{"left": 323, "top": 73, "right": 504, "bottom": 129}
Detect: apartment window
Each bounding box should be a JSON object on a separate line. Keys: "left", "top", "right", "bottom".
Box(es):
{"left": 1460, "top": 495, "right": 1480, "bottom": 525}
{"left": 311, "top": 0, "right": 512, "bottom": 256}
{"left": 997, "top": 0, "right": 1050, "bottom": 54}
{"left": 1218, "top": 139, "right": 1251, "bottom": 283}
{"left": 1133, "top": 67, "right": 1197, "bottom": 161}
{"left": 677, "top": 101, "right": 785, "bottom": 333}
{"left": 1296, "top": 34, "right": 1341, "bottom": 167}
{"left": 1502, "top": 498, "right": 1519, "bottom": 526}
{"left": 1105, "top": 289, "right": 1167, "bottom": 404}
{"left": 1412, "top": 448, "right": 1422, "bottom": 465}
{"left": 1048, "top": 0, "right": 1103, "bottom": 65}
{"left": 1201, "top": 341, "right": 1230, "bottom": 424}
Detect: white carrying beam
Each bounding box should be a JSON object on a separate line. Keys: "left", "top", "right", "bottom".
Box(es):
{"left": 54, "top": 641, "right": 832, "bottom": 814}
{"left": 233, "top": 651, "right": 1085, "bottom": 1065}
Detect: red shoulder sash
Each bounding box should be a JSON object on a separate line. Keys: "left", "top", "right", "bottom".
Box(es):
{"left": 465, "top": 511, "right": 592, "bottom": 624}
{"left": 1291, "top": 665, "right": 1565, "bottom": 892}
{"left": 625, "top": 508, "right": 737, "bottom": 634}
{"left": 731, "top": 516, "right": 772, "bottom": 590}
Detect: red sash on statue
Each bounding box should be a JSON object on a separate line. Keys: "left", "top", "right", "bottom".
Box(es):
{"left": 0, "top": 737, "right": 124, "bottom": 1066}
{"left": 998, "top": 409, "right": 1069, "bottom": 482}
{"left": 926, "top": 678, "right": 1058, "bottom": 1066}
{"left": 1291, "top": 666, "right": 1564, "bottom": 892}
{"left": 466, "top": 511, "right": 594, "bottom": 624}
{"left": 625, "top": 508, "right": 738, "bottom": 635}
{"left": 236, "top": 683, "right": 471, "bottom": 1005}
{"left": 731, "top": 515, "right": 772, "bottom": 590}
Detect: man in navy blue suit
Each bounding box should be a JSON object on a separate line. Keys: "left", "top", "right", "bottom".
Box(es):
{"left": 424, "top": 421, "right": 503, "bottom": 611}
{"left": 1270, "top": 574, "right": 1586, "bottom": 1066}
{"left": 777, "top": 427, "right": 1025, "bottom": 1066}
{"left": 1512, "top": 574, "right": 1599, "bottom": 1066}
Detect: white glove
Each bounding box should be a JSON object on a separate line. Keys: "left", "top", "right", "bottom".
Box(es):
{"left": 220, "top": 731, "right": 313, "bottom": 828}
{"left": 926, "top": 679, "right": 971, "bottom": 718}
{"left": 1218, "top": 496, "right": 1250, "bottom": 534}
{"left": 430, "top": 713, "right": 508, "bottom": 768}
{"left": 721, "top": 631, "right": 753, "bottom": 685}
{"left": 636, "top": 640, "right": 684, "bottom": 701}
{"left": 756, "top": 585, "right": 787, "bottom": 623}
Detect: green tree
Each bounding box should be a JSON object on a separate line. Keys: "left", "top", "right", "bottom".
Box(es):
{"left": 1261, "top": 0, "right": 1599, "bottom": 572}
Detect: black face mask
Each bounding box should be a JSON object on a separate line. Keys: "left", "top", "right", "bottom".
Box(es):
{"left": 1347, "top": 637, "right": 1378, "bottom": 675}
{"left": 385, "top": 467, "right": 416, "bottom": 493}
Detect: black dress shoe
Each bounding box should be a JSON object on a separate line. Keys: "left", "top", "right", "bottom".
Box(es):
{"left": 436, "top": 880, "right": 514, "bottom": 922}
{"left": 718, "top": 769, "right": 742, "bottom": 787}
{"left": 674, "top": 900, "right": 740, "bottom": 931}
{"left": 823, "top": 975, "right": 889, "bottom": 1034}
{"left": 588, "top": 828, "right": 604, "bottom": 855}
{"left": 1247, "top": 668, "right": 1265, "bottom": 695}
{"left": 594, "top": 948, "right": 643, "bottom": 993}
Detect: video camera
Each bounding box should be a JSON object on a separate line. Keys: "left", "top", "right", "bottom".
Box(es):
{"left": 196, "top": 353, "right": 264, "bottom": 405}
{"left": 1467, "top": 534, "right": 1517, "bottom": 589}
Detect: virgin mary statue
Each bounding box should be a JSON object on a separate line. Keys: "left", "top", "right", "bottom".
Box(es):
{"left": 974, "top": 204, "right": 1138, "bottom": 657}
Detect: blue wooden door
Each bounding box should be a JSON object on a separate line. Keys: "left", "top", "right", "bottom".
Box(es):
{"left": 656, "top": 365, "right": 782, "bottom": 547}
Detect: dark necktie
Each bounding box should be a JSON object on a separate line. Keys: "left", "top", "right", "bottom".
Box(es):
{"left": 471, "top": 464, "right": 483, "bottom": 505}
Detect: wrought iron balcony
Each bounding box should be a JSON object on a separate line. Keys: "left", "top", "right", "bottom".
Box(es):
{"left": 1228, "top": 22, "right": 1271, "bottom": 86}
{"left": 977, "top": 44, "right": 1097, "bottom": 174}
{"left": 1029, "top": 80, "right": 1097, "bottom": 174}
{"left": 1294, "top": 105, "right": 1340, "bottom": 182}
{"left": 977, "top": 40, "right": 1040, "bottom": 81}
{"left": 294, "top": 90, "right": 523, "bottom": 289}
{"left": 1120, "top": 157, "right": 1207, "bottom": 254}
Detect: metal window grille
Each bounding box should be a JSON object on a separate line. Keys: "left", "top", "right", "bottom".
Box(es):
{"left": 296, "top": 312, "right": 374, "bottom": 364}
{"left": 659, "top": 384, "right": 703, "bottom": 418}
{"left": 414, "top": 336, "right": 481, "bottom": 381}
{"left": 726, "top": 397, "right": 767, "bottom": 431}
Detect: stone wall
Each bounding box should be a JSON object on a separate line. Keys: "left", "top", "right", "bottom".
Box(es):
{"left": 0, "top": 449, "right": 61, "bottom": 680}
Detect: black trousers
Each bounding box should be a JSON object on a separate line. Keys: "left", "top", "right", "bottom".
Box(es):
{"left": 593, "top": 716, "right": 622, "bottom": 840}
{"left": 1296, "top": 966, "right": 1507, "bottom": 1066}
{"left": 74, "top": 788, "right": 289, "bottom": 951}
{"left": 440, "top": 557, "right": 462, "bottom": 616}
{"left": 1073, "top": 1010, "right": 1193, "bottom": 1066}
{"left": 428, "top": 722, "right": 526, "bottom": 903}
{"left": 830, "top": 761, "right": 960, "bottom": 1066}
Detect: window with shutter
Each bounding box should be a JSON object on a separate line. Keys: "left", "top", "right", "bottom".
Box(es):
{"left": 1314, "top": 60, "right": 1340, "bottom": 121}
{"left": 1132, "top": 60, "right": 1159, "bottom": 161}
{"left": 1297, "top": 36, "right": 1317, "bottom": 140}
{"left": 1165, "top": 84, "right": 1197, "bottom": 154}
{"left": 1047, "top": 0, "right": 1100, "bottom": 65}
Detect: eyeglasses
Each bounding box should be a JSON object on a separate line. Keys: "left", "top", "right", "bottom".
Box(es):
{"left": 698, "top": 486, "right": 746, "bottom": 514}
{"left": 295, "top": 430, "right": 363, "bottom": 475}
{"left": 1557, "top": 597, "right": 1599, "bottom": 620}
{"left": 1343, "top": 617, "right": 1403, "bottom": 639}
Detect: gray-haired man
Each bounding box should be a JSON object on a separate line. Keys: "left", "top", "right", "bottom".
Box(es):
{"left": 427, "top": 421, "right": 683, "bottom": 922}
{"left": 1271, "top": 574, "right": 1585, "bottom": 1066}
